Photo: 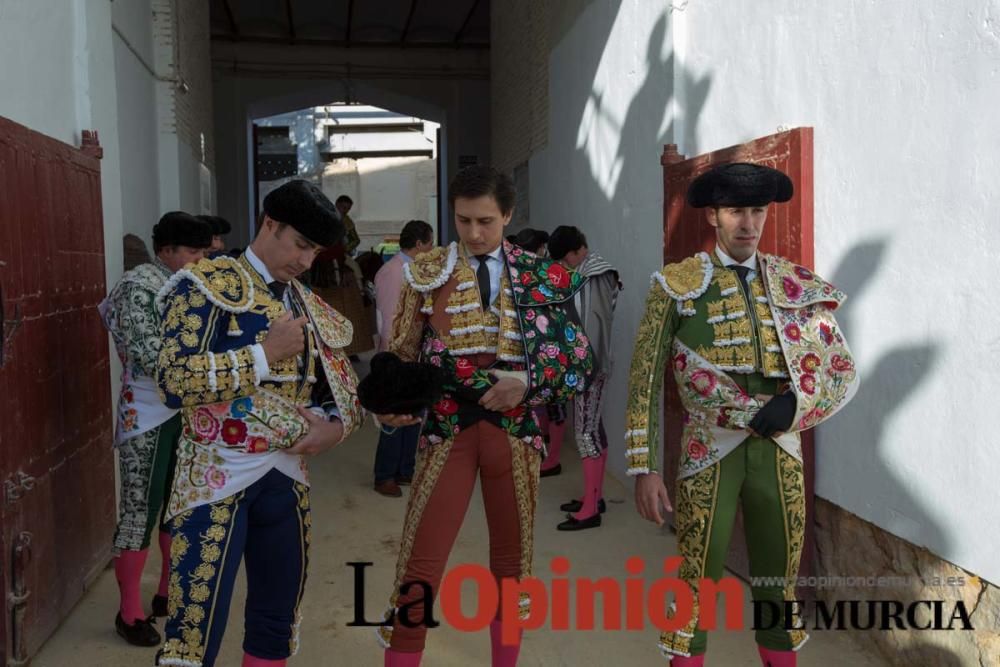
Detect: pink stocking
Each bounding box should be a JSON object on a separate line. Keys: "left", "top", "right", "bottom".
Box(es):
{"left": 572, "top": 448, "right": 607, "bottom": 520}
{"left": 241, "top": 654, "right": 286, "bottom": 666}
{"left": 490, "top": 619, "right": 522, "bottom": 667}
{"left": 384, "top": 649, "right": 423, "bottom": 666}
{"left": 114, "top": 549, "right": 149, "bottom": 623}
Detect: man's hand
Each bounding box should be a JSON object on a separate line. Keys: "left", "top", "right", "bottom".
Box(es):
{"left": 479, "top": 376, "right": 527, "bottom": 413}
{"left": 285, "top": 407, "right": 344, "bottom": 456}
{"left": 747, "top": 392, "right": 796, "bottom": 438}
{"left": 635, "top": 473, "right": 673, "bottom": 526}
{"left": 262, "top": 313, "right": 308, "bottom": 364}
{"left": 375, "top": 413, "right": 423, "bottom": 428}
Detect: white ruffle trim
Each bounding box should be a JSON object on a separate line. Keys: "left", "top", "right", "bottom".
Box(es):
{"left": 227, "top": 350, "right": 240, "bottom": 391}
{"left": 712, "top": 337, "right": 752, "bottom": 347}
{"left": 207, "top": 352, "right": 218, "bottom": 392}
{"left": 403, "top": 243, "right": 458, "bottom": 293}
{"left": 450, "top": 324, "right": 483, "bottom": 336}
{"left": 445, "top": 302, "right": 481, "bottom": 314}
{"left": 652, "top": 252, "right": 713, "bottom": 301}
{"left": 155, "top": 261, "right": 256, "bottom": 315}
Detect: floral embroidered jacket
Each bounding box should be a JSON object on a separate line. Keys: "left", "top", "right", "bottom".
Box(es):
{"left": 155, "top": 254, "right": 364, "bottom": 518}
{"left": 625, "top": 250, "right": 859, "bottom": 478}
{"left": 100, "top": 260, "right": 178, "bottom": 446}
{"left": 390, "top": 241, "right": 595, "bottom": 453}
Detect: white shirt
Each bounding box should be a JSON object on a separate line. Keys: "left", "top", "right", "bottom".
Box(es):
{"left": 244, "top": 246, "right": 339, "bottom": 420}
{"left": 715, "top": 246, "right": 758, "bottom": 281}
{"left": 245, "top": 246, "right": 284, "bottom": 381}
{"left": 466, "top": 244, "right": 504, "bottom": 305}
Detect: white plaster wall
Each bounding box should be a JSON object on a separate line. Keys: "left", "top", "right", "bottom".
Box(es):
{"left": 0, "top": 0, "right": 125, "bottom": 432}
{"left": 529, "top": 0, "right": 678, "bottom": 491}
{"left": 531, "top": 0, "right": 1000, "bottom": 584}
{"left": 113, "top": 1, "right": 160, "bottom": 242}
{"left": 679, "top": 0, "right": 1000, "bottom": 589}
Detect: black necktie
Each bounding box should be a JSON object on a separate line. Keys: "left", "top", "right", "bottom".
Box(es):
{"left": 731, "top": 265, "right": 750, "bottom": 293}
{"left": 475, "top": 255, "right": 491, "bottom": 308}
{"left": 269, "top": 281, "right": 287, "bottom": 301}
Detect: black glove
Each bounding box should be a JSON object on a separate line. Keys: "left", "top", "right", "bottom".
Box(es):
{"left": 747, "top": 392, "right": 796, "bottom": 438}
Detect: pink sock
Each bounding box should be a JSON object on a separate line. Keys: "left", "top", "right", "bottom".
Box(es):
{"left": 572, "top": 448, "right": 607, "bottom": 520}
{"left": 670, "top": 655, "right": 705, "bottom": 666}
{"left": 541, "top": 419, "right": 566, "bottom": 470}
{"left": 758, "top": 646, "right": 797, "bottom": 667}
{"left": 157, "top": 530, "right": 172, "bottom": 597}
{"left": 241, "top": 654, "right": 286, "bottom": 666}
{"left": 384, "top": 649, "right": 423, "bottom": 666}
{"left": 114, "top": 549, "right": 149, "bottom": 623}
{"left": 489, "top": 619, "right": 522, "bottom": 667}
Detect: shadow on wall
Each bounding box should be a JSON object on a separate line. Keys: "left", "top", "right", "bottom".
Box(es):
{"left": 551, "top": 7, "right": 713, "bottom": 489}
{"left": 821, "top": 239, "right": 958, "bottom": 665}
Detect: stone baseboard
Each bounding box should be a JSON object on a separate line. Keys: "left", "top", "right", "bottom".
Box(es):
{"left": 812, "top": 498, "right": 1000, "bottom": 666}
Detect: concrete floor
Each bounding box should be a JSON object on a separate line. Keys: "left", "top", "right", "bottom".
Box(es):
{"left": 35, "top": 419, "right": 888, "bottom": 667}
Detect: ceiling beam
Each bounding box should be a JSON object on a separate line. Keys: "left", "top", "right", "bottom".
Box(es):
{"left": 400, "top": 0, "right": 418, "bottom": 44}
{"left": 209, "top": 33, "right": 489, "bottom": 50}
{"left": 223, "top": 0, "right": 239, "bottom": 36}
{"left": 285, "top": 0, "right": 296, "bottom": 42}
{"left": 454, "top": 0, "right": 481, "bottom": 45}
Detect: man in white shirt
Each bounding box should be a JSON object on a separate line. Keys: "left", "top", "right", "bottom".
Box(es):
{"left": 372, "top": 219, "right": 433, "bottom": 496}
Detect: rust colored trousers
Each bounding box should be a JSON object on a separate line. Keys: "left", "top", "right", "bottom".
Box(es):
{"left": 388, "top": 420, "right": 538, "bottom": 652}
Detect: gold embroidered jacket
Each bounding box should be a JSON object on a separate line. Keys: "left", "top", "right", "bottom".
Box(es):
{"left": 624, "top": 251, "right": 859, "bottom": 477}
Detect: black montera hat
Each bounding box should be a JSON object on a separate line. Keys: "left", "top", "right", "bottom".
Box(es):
{"left": 358, "top": 352, "right": 448, "bottom": 416}
{"left": 197, "top": 214, "right": 232, "bottom": 236}
{"left": 263, "top": 180, "right": 344, "bottom": 247}
{"left": 686, "top": 163, "right": 794, "bottom": 208}
{"left": 153, "top": 211, "right": 213, "bottom": 250}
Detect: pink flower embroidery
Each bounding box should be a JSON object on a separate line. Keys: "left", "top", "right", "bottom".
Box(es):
{"left": 782, "top": 276, "right": 804, "bottom": 300}
{"left": 830, "top": 354, "right": 853, "bottom": 373}
{"left": 544, "top": 344, "right": 560, "bottom": 359}
{"left": 247, "top": 436, "right": 268, "bottom": 453}
{"left": 430, "top": 338, "right": 446, "bottom": 353}
{"left": 687, "top": 439, "right": 709, "bottom": 461}
{"left": 221, "top": 419, "right": 248, "bottom": 446}
{"left": 799, "top": 407, "right": 826, "bottom": 429}
{"left": 689, "top": 369, "right": 717, "bottom": 397}
{"left": 535, "top": 315, "right": 549, "bottom": 334}
{"left": 524, "top": 309, "right": 536, "bottom": 321}
{"left": 192, "top": 408, "right": 221, "bottom": 440}
{"left": 799, "top": 353, "right": 821, "bottom": 373}
{"left": 673, "top": 353, "right": 687, "bottom": 373}
{"left": 819, "top": 322, "right": 834, "bottom": 346}
{"left": 573, "top": 346, "right": 587, "bottom": 360}
{"left": 799, "top": 374, "right": 817, "bottom": 395}
{"left": 794, "top": 266, "right": 814, "bottom": 281}
{"left": 783, "top": 323, "right": 802, "bottom": 342}
{"left": 205, "top": 466, "right": 226, "bottom": 490}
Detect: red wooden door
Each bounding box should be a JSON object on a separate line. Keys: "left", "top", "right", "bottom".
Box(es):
{"left": 0, "top": 117, "right": 115, "bottom": 664}
{"left": 660, "top": 128, "right": 816, "bottom": 591}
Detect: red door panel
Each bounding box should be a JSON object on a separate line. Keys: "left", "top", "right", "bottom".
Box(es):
{"left": 0, "top": 116, "right": 114, "bottom": 663}
{"left": 660, "top": 128, "right": 816, "bottom": 594}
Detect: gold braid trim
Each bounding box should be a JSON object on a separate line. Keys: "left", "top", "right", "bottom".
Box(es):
{"left": 624, "top": 282, "right": 679, "bottom": 474}
{"left": 777, "top": 448, "right": 809, "bottom": 650}
{"left": 376, "top": 439, "right": 455, "bottom": 647}
{"left": 388, "top": 282, "right": 427, "bottom": 362}
{"left": 508, "top": 434, "right": 541, "bottom": 620}
{"left": 658, "top": 462, "right": 720, "bottom": 656}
